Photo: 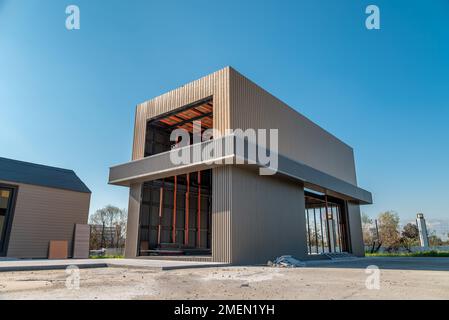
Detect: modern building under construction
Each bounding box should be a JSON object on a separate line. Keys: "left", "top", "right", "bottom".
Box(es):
{"left": 108, "top": 67, "right": 372, "bottom": 264}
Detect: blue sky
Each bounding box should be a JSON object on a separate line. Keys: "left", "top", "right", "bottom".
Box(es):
{"left": 0, "top": 0, "right": 448, "bottom": 223}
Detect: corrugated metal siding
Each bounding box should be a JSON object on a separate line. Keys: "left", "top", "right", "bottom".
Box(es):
{"left": 132, "top": 67, "right": 230, "bottom": 160}
{"left": 126, "top": 67, "right": 232, "bottom": 260}
{"left": 229, "top": 68, "right": 358, "bottom": 185}
{"left": 4, "top": 180, "right": 90, "bottom": 258}
{"left": 124, "top": 183, "right": 142, "bottom": 258}
{"left": 124, "top": 67, "right": 367, "bottom": 263}
{"left": 230, "top": 167, "right": 307, "bottom": 264}
{"left": 211, "top": 166, "right": 232, "bottom": 263}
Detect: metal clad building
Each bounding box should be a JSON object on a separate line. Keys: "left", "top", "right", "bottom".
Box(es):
{"left": 109, "top": 67, "right": 372, "bottom": 264}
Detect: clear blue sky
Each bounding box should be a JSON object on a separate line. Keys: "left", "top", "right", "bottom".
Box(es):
{"left": 0, "top": 0, "right": 448, "bottom": 222}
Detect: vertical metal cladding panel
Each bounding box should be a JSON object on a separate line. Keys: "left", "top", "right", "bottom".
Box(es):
{"left": 124, "top": 183, "right": 142, "bottom": 258}
{"left": 5, "top": 181, "right": 90, "bottom": 259}
{"left": 230, "top": 167, "right": 308, "bottom": 265}
{"left": 346, "top": 201, "right": 365, "bottom": 257}
{"left": 211, "top": 166, "right": 232, "bottom": 263}
{"left": 228, "top": 68, "right": 358, "bottom": 185}
{"left": 132, "top": 67, "right": 231, "bottom": 160}
{"left": 128, "top": 67, "right": 232, "bottom": 259}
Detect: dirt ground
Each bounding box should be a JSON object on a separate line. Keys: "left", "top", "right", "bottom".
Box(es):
{"left": 1, "top": 258, "right": 449, "bottom": 300}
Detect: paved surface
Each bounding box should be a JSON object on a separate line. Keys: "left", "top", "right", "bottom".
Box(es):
{"left": 305, "top": 257, "right": 449, "bottom": 271}
{"left": 0, "top": 258, "right": 229, "bottom": 272}
{"left": 0, "top": 257, "right": 448, "bottom": 299}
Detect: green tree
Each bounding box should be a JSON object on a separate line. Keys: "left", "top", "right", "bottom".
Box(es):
{"left": 428, "top": 231, "right": 443, "bottom": 247}
{"left": 400, "top": 223, "right": 419, "bottom": 252}
{"left": 378, "top": 211, "right": 401, "bottom": 252}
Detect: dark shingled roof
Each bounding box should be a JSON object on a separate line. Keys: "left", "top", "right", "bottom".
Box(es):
{"left": 0, "top": 157, "right": 91, "bottom": 193}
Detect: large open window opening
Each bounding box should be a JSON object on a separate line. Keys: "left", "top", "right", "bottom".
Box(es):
{"left": 144, "top": 98, "right": 213, "bottom": 157}
{"left": 138, "top": 169, "right": 212, "bottom": 256}
{"left": 138, "top": 98, "right": 214, "bottom": 257}
{"left": 304, "top": 190, "right": 350, "bottom": 255}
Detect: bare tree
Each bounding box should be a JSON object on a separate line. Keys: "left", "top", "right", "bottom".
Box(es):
{"left": 361, "top": 213, "right": 382, "bottom": 253}
{"left": 428, "top": 230, "right": 443, "bottom": 247}
{"left": 89, "top": 205, "right": 127, "bottom": 249}
{"left": 361, "top": 213, "right": 374, "bottom": 246}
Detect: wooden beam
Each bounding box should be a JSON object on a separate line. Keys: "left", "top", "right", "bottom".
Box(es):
{"left": 184, "top": 173, "right": 190, "bottom": 246}
{"left": 197, "top": 171, "right": 201, "bottom": 248}
{"left": 157, "top": 184, "right": 164, "bottom": 246}
{"left": 165, "top": 112, "right": 213, "bottom": 130}
{"left": 173, "top": 176, "right": 177, "bottom": 243}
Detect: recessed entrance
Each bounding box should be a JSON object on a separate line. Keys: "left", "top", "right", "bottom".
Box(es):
{"left": 304, "top": 190, "right": 350, "bottom": 255}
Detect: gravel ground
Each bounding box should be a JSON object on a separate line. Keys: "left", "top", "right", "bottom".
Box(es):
{"left": 1, "top": 259, "right": 449, "bottom": 300}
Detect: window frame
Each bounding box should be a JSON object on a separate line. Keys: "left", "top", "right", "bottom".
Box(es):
{"left": 0, "top": 183, "right": 18, "bottom": 256}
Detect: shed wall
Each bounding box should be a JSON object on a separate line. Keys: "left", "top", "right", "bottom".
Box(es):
{"left": 3, "top": 180, "right": 90, "bottom": 258}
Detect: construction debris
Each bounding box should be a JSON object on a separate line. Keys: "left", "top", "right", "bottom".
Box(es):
{"left": 268, "top": 255, "right": 306, "bottom": 268}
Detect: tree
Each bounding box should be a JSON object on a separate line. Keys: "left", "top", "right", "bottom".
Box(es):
{"left": 89, "top": 205, "right": 127, "bottom": 249}
{"left": 378, "top": 211, "right": 401, "bottom": 252}
{"left": 428, "top": 231, "right": 443, "bottom": 247}
{"left": 361, "top": 213, "right": 383, "bottom": 253}
{"left": 361, "top": 212, "right": 373, "bottom": 225}
{"left": 400, "top": 223, "right": 419, "bottom": 252}
{"left": 361, "top": 213, "right": 374, "bottom": 246}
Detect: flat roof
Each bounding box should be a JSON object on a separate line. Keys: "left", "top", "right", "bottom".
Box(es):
{"left": 0, "top": 157, "right": 91, "bottom": 194}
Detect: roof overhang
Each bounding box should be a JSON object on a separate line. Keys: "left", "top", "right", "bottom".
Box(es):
{"left": 109, "top": 135, "right": 372, "bottom": 205}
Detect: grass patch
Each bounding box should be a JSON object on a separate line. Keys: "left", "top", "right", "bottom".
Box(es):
{"left": 89, "top": 255, "right": 124, "bottom": 259}
{"left": 366, "top": 250, "right": 449, "bottom": 258}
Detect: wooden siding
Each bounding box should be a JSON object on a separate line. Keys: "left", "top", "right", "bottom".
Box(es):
{"left": 3, "top": 180, "right": 90, "bottom": 259}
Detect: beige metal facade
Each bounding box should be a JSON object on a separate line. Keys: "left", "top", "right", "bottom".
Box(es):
{"left": 111, "top": 66, "right": 372, "bottom": 264}
{"left": 2, "top": 180, "right": 91, "bottom": 258}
